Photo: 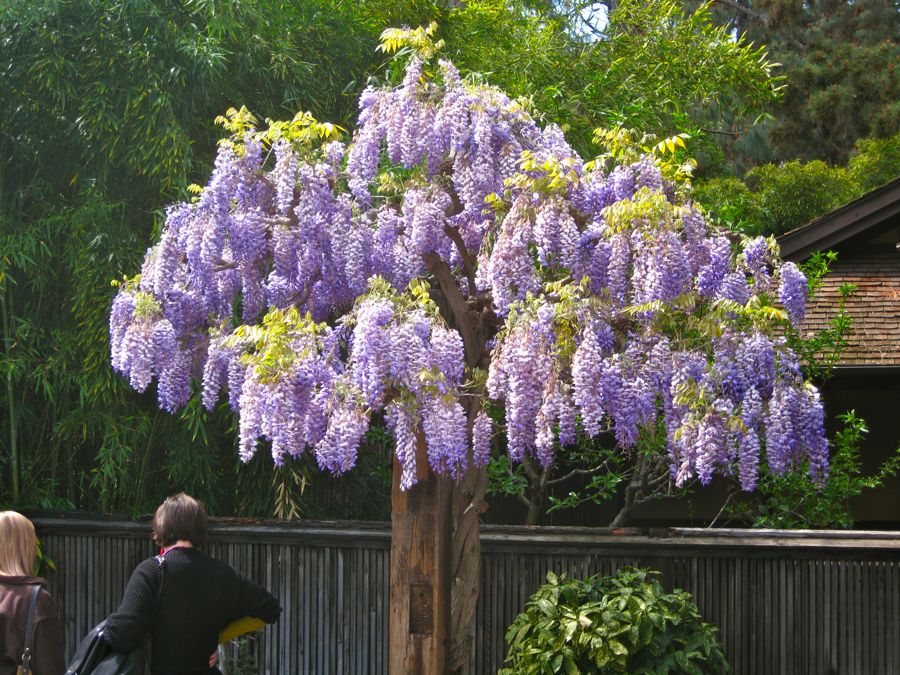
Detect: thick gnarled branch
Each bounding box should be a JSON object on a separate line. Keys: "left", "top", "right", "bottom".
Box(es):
{"left": 443, "top": 225, "right": 478, "bottom": 298}
{"left": 424, "top": 252, "right": 483, "bottom": 369}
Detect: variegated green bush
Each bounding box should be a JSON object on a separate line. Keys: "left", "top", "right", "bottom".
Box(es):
{"left": 502, "top": 567, "right": 729, "bottom": 674}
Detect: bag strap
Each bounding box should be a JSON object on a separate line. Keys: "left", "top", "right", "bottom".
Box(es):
{"left": 154, "top": 554, "right": 166, "bottom": 610}
{"left": 20, "top": 584, "right": 42, "bottom": 675}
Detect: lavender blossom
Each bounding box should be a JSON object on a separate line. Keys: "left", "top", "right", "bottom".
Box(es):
{"left": 350, "top": 299, "right": 394, "bottom": 407}
{"left": 472, "top": 410, "right": 493, "bottom": 467}
{"left": 779, "top": 262, "right": 808, "bottom": 325}
{"left": 158, "top": 349, "right": 192, "bottom": 413}
{"left": 742, "top": 236, "right": 772, "bottom": 289}
{"left": 315, "top": 401, "right": 370, "bottom": 475}
{"left": 387, "top": 402, "right": 419, "bottom": 491}
{"left": 430, "top": 325, "right": 465, "bottom": 387}
{"left": 697, "top": 236, "right": 730, "bottom": 298}
{"left": 573, "top": 330, "right": 606, "bottom": 436}
{"left": 422, "top": 396, "right": 468, "bottom": 478}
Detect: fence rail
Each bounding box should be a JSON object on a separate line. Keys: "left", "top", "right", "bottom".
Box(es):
{"left": 32, "top": 515, "right": 900, "bottom": 674}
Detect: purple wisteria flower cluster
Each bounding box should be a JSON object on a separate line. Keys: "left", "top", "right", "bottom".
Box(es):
{"left": 110, "top": 50, "right": 827, "bottom": 492}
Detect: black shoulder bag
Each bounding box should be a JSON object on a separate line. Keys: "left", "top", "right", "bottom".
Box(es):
{"left": 17, "top": 584, "right": 42, "bottom": 675}
{"left": 65, "top": 555, "right": 166, "bottom": 675}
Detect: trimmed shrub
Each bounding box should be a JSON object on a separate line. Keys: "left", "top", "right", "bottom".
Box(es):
{"left": 501, "top": 567, "right": 729, "bottom": 674}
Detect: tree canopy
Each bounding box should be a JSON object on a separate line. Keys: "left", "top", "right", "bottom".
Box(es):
{"left": 109, "top": 28, "right": 828, "bottom": 509}
{"left": 694, "top": 132, "right": 900, "bottom": 236}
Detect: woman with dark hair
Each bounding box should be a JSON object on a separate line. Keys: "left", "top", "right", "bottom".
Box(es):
{"left": 0, "top": 511, "right": 65, "bottom": 675}
{"left": 103, "top": 494, "right": 281, "bottom": 674}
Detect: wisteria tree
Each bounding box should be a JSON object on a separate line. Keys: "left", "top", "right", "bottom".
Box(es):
{"left": 109, "top": 26, "right": 827, "bottom": 673}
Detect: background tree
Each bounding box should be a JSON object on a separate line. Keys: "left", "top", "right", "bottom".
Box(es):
{"left": 697, "top": 0, "right": 899, "bottom": 168}
{"left": 108, "top": 27, "right": 828, "bottom": 670}
{"left": 693, "top": 132, "right": 900, "bottom": 236}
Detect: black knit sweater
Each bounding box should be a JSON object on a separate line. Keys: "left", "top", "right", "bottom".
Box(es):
{"left": 103, "top": 547, "right": 281, "bottom": 675}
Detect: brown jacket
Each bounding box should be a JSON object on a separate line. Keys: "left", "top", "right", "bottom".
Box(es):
{"left": 0, "top": 576, "right": 64, "bottom": 675}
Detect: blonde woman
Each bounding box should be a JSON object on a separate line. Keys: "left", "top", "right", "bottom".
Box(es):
{"left": 0, "top": 511, "right": 64, "bottom": 675}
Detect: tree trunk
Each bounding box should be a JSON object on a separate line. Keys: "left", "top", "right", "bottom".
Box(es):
{"left": 525, "top": 495, "right": 544, "bottom": 525}
{"left": 448, "top": 462, "right": 487, "bottom": 674}
{"left": 609, "top": 502, "right": 634, "bottom": 528}
{"left": 390, "top": 432, "right": 451, "bottom": 674}
{"left": 610, "top": 462, "right": 643, "bottom": 528}
{"left": 525, "top": 460, "right": 555, "bottom": 526}
{"left": 413, "top": 251, "right": 493, "bottom": 672}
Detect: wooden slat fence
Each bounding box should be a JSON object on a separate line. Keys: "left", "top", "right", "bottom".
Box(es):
{"left": 474, "top": 528, "right": 900, "bottom": 675}
{"left": 33, "top": 516, "right": 900, "bottom": 674}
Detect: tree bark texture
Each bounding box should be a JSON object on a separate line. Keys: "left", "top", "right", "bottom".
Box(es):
{"left": 390, "top": 432, "right": 451, "bottom": 674}
{"left": 448, "top": 463, "right": 488, "bottom": 674}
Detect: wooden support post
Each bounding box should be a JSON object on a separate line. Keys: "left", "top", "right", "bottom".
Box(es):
{"left": 390, "top": 433, "right": 451, "bottom": 674}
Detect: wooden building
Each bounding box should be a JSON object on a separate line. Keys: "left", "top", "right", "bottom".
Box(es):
{"left": 779, "top": 177, "right": 900, "bottom": 526}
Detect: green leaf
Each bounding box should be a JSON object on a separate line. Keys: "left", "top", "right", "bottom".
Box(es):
{"left": 609, "top": 639, "right": 628, "bottom": 656}
{"left": 551, "top": 653, "right": 563, "bottom": 672}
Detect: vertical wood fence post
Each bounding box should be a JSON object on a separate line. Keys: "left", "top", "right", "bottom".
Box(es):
{"left": 389, "top": 433, "right": 451, "bottom": 674}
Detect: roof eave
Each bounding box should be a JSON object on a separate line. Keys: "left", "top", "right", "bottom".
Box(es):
{"left": 778, "top": 177, "right": 900, "bottom": 262}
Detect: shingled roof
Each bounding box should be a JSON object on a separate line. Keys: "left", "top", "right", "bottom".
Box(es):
{"left": 778, "top": 178, "right": 900, "bottom": 368}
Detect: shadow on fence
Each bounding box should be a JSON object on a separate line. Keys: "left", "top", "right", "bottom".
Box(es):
{"left": 32, "top": 514, "right": 900, "bottom": 674}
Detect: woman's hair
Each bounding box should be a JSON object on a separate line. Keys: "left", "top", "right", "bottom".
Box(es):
{"left": 151, "top": 493, "right": 208, "bottom": 548}
{"left": 0, "top": 511, "right": 38, "bottom": 577}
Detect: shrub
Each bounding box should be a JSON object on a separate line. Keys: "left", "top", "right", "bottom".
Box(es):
{"left": 501, "top": 567, "right": 729, "bottom": 674}
{"left": 693, "top": 131, "right": 900, "bottom": 237}
{"left": 744, "top": 160, "right": 859, "bottom": 235}
{"left": 848, "top": 133, "right": 900, "bottom": 192}
{"left": 690, "top": 176, "right": 764, "bottom": 235}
